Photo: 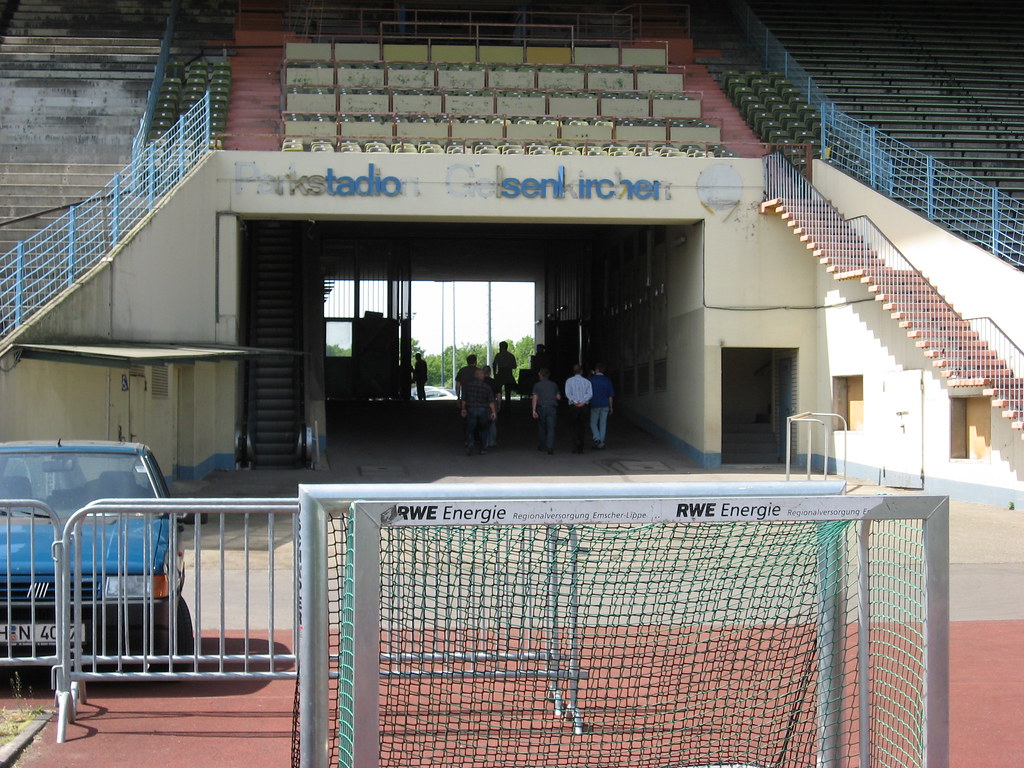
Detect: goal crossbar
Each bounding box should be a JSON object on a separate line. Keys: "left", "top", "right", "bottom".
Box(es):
{"left": 296, "top": 481, "right": 948, "bottom": 768}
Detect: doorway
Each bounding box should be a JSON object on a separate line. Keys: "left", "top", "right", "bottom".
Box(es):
{"left": 721, "top": 348, "right": 796, "bottom": 464}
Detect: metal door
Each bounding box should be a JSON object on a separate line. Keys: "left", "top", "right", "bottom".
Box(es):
{"left": 880, "top": 369, "right": 925, "bottom": 489}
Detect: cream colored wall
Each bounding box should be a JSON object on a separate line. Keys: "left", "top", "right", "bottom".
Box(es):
{"left": 183, "top": 360, "right": 237, "bottom": 478}
{"left": 0, "top": 354, "right": 236, "bottom": 482}
{"left": 811, "top": 163, "right": 1024, "bottom": 504}
{"left": 622, "top": 160, "right": 821, "bottom": 462}
{"left": 110, "top": 161, "right": 229, "bottom": 343}
{"left": 0, "top": 159, "right": 238, "bottom": 477}
{"left": 0, "top": 359, "right": 113, "bottom": 438}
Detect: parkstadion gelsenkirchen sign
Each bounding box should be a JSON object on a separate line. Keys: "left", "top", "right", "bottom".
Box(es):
{"left": 233, "top": 161, "right": 675, "bottom": 201}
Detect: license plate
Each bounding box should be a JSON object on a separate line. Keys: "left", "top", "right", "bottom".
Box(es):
{"left": 0, "top": 623, "right": 79, "bottom": 645}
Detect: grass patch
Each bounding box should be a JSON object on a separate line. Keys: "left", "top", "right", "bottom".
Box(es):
{"left": 0, "top": 706, "right": 44, "bottom": 746}
{"left": 0, "top": 672, "right": 46, "bottom": 746}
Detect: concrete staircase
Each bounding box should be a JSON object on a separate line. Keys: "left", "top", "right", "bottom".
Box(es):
{"left": 721, "top": 422, "right": 780, "bottom": 464}
{"left": 0, "top": 2, "right": 162, "bottom": 257}
{"left": 0, "top": 162, "right": 122, "bottom": 257}
{"left": 684, "top": 63, "right": 761, "bottom": 154}
{"left": 761, "top": 185, "right": 1024, "bottom": 440}
{"left": 224, "top": 33, "right": 285, "bottom": 151}
{"left": 224, "top": 0, "right": 287, "bottom": 151}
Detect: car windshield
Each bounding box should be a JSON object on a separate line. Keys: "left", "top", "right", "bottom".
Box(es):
{"left": 0, "top": 451, "right": 157, "bottom": 517}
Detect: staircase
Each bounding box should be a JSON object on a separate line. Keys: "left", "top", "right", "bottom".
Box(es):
{"left": 684, "top": 64, "right": 761, "bottom": 154}
{"left": 722, "top": 422, "right": 779, "bottom": 464}
{"left": 761, "top": 155, "right": 1024, "bottom": 439}
{"left": 224, "top": 0, "right": 285, "bottom": 151}
{"left": 0, "top": 162, "right": 122, "bottom": 259}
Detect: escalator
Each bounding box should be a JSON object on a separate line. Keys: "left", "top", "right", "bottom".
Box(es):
{"left": 241, "top": 220, "right": 306, "bottom": 467}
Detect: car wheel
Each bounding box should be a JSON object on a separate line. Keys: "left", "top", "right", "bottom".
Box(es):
{"left": 174, "top": 598, "right": 195, "bottom": 655}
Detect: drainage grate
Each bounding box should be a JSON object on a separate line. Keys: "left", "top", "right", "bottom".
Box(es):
{"left": 608, "top": 460, "right": 675, "bottom": 474}
{"left": 358, "top": 465, "right": 408, "bottom": 478}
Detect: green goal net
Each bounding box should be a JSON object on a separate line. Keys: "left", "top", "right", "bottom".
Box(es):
{"left": 295, "top": 487, "right": 948, "bottom": 768}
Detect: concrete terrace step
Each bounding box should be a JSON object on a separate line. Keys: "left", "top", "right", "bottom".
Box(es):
{"left": 0, "top": 34, "right": 160, "bottom": 47}
{"left": 1, "top": 70, "right": 155, "bottom": 83}
{"left": 0, "top": 51, "right": 158, "bottom": 64}
{"left": 0, "top": 163, "right": 121, "bottom": 185}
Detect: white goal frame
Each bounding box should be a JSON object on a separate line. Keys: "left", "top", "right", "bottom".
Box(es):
{"left": 296, "top": 481, "right": 948, "bottom": 768}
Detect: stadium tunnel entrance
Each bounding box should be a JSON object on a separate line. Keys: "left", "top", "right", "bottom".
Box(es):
{"left": 237, "top": 218, "right": 788, "bottom": 469}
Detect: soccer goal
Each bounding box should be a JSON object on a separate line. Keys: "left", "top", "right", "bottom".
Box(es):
{"left": 294, "top": 482, "right": 948, "bottom": 768}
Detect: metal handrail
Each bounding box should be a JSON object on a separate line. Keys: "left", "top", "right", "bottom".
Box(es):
{"left": 294, "top": 5, "right": 637, "bottom": 43}
{"left": 1, "top": 94, "right": 212, "bottom": 343}
{"left": 133, "top": 0, "right": 183, "bottom": 160}
{"left": 727, "top": 0, "right": 1024, "bottom": 271}
{"left": 786, "top": 411, "right": 848, "bottom": 485}
{"left": 52, "top": 498, "right": 299, "bottom": 743}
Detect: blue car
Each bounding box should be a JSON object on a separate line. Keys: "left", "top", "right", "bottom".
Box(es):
{"left": 0, "top": 441, "right": 194, "bottom": 658}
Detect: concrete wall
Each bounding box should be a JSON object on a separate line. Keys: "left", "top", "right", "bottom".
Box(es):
{"left": 0, "top": 353, "right": 236, "bottom": 482}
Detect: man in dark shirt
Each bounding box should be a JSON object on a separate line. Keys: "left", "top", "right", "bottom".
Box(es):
{"left": 531, "top": 368, "right": 561, "bottom": 454}
{"left": 455, "top": 354, "right": 478, "bottom": 398}
{"left": 413, "top": 352, "right": 428, "bottom": 402}
{"left": 459, "top": 367, "right": 497, "bottom": 454}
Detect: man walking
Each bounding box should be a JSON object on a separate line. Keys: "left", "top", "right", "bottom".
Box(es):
{"left": 564, "top": 363, "right": 592, "bottom": 454}
{"left": 455, "top": 354, "right": 479, "bottom": 398}
{"left": 492, "top": 340, "right": 518, "bottom": 408}
{"left": 531, "top": 368, "right": 561, "bottom": 454}
{"left": 459, "top": 367, "right": 497, "bottom": 455}
{"left": 589, "top": 363, "right": 615, "bottom": 449}
{"left": 413, "top": 352, "right": 428, "bottom": 402}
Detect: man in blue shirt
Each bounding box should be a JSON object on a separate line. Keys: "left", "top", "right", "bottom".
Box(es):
{"left": 589, "top": 363, "right": 615, "bottom": 449}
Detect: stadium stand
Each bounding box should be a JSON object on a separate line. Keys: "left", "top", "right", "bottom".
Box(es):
{"left": 0, "top": 0, "right": 235, "bottom": 257}
{"left": 742, "top": 0, "right": 1024, "bottom": 200}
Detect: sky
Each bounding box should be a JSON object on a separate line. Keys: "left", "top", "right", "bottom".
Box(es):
{"left": 411, "top": 281, "right": 536, "bottom": 357}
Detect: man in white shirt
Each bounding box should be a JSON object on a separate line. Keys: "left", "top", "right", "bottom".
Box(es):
{"left": 564, "top": 363, "right": 593, "bottom": 454}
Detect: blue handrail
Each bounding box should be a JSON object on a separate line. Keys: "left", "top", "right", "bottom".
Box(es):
{"left": 133, "top": 0, "right": 183, "bottom": 160}
{"left": 727, "top": 0, "right": 1024, "bottom": 270}
{"left": 0, "top": 95, "right": 212, "bottom": 340}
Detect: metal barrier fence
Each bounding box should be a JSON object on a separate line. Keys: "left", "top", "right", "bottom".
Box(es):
{"left": 727, "top": 0, "right": 1024, "bottom": 271}
{"left": 0, "top": 500, "right": 65, "bottom": 668}
{"left": 0, "top": 94, "right": 212, "bottom": 341}
{"left": 49, "top": 498, "right": 298, "bottom": 743}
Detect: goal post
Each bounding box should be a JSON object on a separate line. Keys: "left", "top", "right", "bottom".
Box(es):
{"left": 296, "top": 482, "right": 948, "bottom": 768}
